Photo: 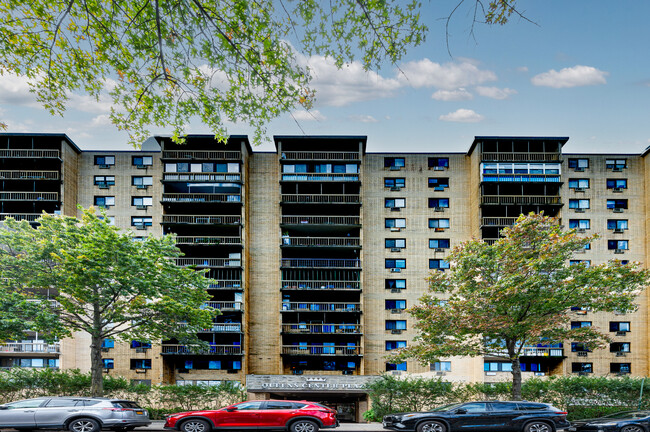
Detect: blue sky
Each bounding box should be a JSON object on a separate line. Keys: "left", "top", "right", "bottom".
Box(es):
{"left": 1, "top": 1, "right": 648, "bottom": 154}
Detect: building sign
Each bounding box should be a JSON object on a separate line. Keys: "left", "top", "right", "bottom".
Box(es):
{"left": 246, "top": 375, "right": 379, "bottom": 393}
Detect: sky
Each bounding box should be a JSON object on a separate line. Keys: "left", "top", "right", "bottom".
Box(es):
{"left": 1, "top": 1, "right": 649, "bottom": 154}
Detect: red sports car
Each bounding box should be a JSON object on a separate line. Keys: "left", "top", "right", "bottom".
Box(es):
{"left": 164, "top": 400, "right": 338, "bottom": 432}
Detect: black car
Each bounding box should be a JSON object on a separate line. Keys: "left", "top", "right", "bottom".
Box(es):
{"left": 382, "top": 401, "right": 570, "bottom": 432}
{"left": 568, "top": 410, "right": 650, "bottom": 432}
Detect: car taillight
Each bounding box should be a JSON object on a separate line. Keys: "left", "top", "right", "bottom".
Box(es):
{"left": 554, "top": 411, "right": 568, "bottom": 415}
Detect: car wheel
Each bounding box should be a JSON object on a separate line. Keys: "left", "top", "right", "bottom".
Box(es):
{"left": 416, "top": 421, "right": 446, "bottom": 432}
{"left": 69, "top": 418, "right": 100, "bottom": 432}
{"left": 180, "top": 419, "right": 211, "bottom": 432}
{"left": 523, "top": 421, "right": 552, "bottom": 432}
{"left": 290, "top": 419, "right": 319, "bottom": 432}
{"left": 621, "top": 426, "right": 645, "bottom": 432}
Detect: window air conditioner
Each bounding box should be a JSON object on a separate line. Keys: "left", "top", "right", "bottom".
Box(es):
{"left": 389, "top": 166, "right": 401, "bottom": 171}
{"left": 390, "top": 247, "right": 402, "bottom": 252}
{"left": 135, "top": 369, "right": 147, "bottom": 374}
{"left": 390, "top": 186, "right": 401, "bottom": 191}
{"left": 391, "top": 329, "right": 402, "bottom": 334}
{"left": 135, "top": 224, "right": 147, "bottom": 230}
{"left": 136, "top": 165, "right": 146, "bottom": 169}
{"left": 615, "top": 249, "right": 625, "bottom": 254}
{"left": 391, "top": 370, "right": 402, "bottom": 375}
{"left": 613, "top": 208, "right": 624, "bottom": 213}
{"left": 390, "top": 227, "right": 401, "bottom": 232}
{"left": 390, "top": 268, "right": 401, "bottom": 273}
{"left": 136, "top": 185, "right": 148, "bottom": 189}
{"left": 616, "top": 331, "right": 627, "bottom": 336}
{"left": 101, "top": 348, "right": 110, "bottom": 353}
{"left": 390, "top": 309, "right": 402, "bottom": 314}
{"left": 616, "top": 352, "right": 627, "bottom": 357}
{"left": 577, "top": 351, "right": 588, "bottom": 357}
{"left": 574, "top": 208, "right": 585, "bottom": 213}
{"left": 390, "top": 207, "right": 401, "bottom": 212}
{"left": 577, "top": 228, "right": 586, "bottom": 233}
{"left": 227, "top": 369, "right": 238, "bottom": 374}
{"left": 612, "top": 167, "right": 623, "bottom": 172}
{"left": 578, "top": 371, "right": 588, "bottom": 376}
{"left": 292, "top": 369, "right": 303, "bottom": 375}
{"left": 434, "top": 166, "right": 445, "bottom": 171}
{"left": 98, "top": 183, "right": 109, "bottom": 189}
{"left": 614, "top": 228, "right": 624, "bottom": 233}
{"left": 99, "top": 164, "right": 110, "bottom": 169}
{"left": 436, "top": 371, "right": 446, "bottom": 376}
{"left": 136, "top": 205, "right": 147, "bottom": 210}
{"left": 135, "top": 347, "right": 147, "bottom": 353}
{"left": 434, "top": 186, "right": 445, "bottom": 191}
{"left": 435, "top": 228, "right": 445, "bottom": 232}
{"left": 574, "top": 187, "right": 585, "bottom": 192}
{"left": 391, "top": 289, "right": 402, "bottom": 293}
{"left": 434, "top": 207, "right": 444, "bottom": 212}
{"left": 434, "top": 248, "right": 445, "bottom": 253}
{"left": 574, "top": 167, "right": 585, "bottom": 172}
{"left": 613, "top": 188, "right": 623, "bottom": 193}
{"left": 342, "top": 370, "right": 353, "bottom": 375}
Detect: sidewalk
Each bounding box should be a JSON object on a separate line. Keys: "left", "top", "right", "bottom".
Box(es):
{"left": 142, "top": 420, "right": 385, "bottom": 431}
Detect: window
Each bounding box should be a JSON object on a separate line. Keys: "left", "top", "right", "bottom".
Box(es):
{"left": 429, "top": 259, "right": 450, "bottom": 270}
{"left": 5, "top": 399, "right": 47, "bottom": 409}
{"left": 610, "top": 342, "right": 631, "bottom": 353}
{"left": 568, "top": 179, "right": 589, "bottom": 189}
{"left": 385, "top": 218, "right": 406, "bottom": 228}
{"left": 568, "top": 158, "right": 589, "bottom": 170}
{"left": 429, "top": 239, "right": 450, "bottom": 249}
{"left": 384, "top": 158, "right": 405, "bottom": 169}
{"left": 429, "top": 218, "right": 450, "bottom": 229}
{"left": 94, "top": 176, "right": 115, "bottom": 187}
{"left": 131, "top": 341, "right": 152, "bottom": 349}
{"left": 461, "top": 403, "right": 488, "bottom": 413}
{"left": 385, "top": 259, "right": 406, "bottom": 269}
{"left": 607, "top": 219, "right": 628, "bottom": 230}
{"left": 266, "top": 401, "right": 297, "bottom": 410}
{"left": 606, "top": 159, "right": 626, "bottom": 170}
{"left": 569, "top": 199, "right": 590, "bottom": 210}
{"left": 386, "top": 362, "right": 407, "bottom": 371}
{"left": 569, "top": 219, "right": 590, "bottom": 229}
{"left": 45, "top": 399, "right": 79, "bottom": 407}
{"left": 607, "top": 240, "right": 629, "bottom": 250}
{"left": 606, "top": 179, "right": 627, "bottom": 189}
{"left": 102, "top": 359, "right": 114, "bottom": 369}
{"left": 571, "top": 362, "right": 593, "bottom": 373}
{"left": 385, "top": 320, "right": 407, "bottom": 330}
{"left": 94, "top": 196, "right": 115, "bottom": 208}
{"left": 101, "top": 339, "right": 115, "bottom": 349}
{"left": 428, "top": 198, "right": 449, "bottom": 208}
{"left": 132, "top": 176, "right": 154, "bottom": 187}
{"left": 385, "top": 341, "right": 407, "bottom": 351}
{"left": 132, "top": 196, "right": 153, "bottom": 207}
{"left": 428, "top": 178, "right": 449, "bottom": 189}
{"left": 610, "top": 363, "right": 631, "bottom": 374}
{"left": 385, "top": 239, "right": 406, "bottom": 248}
{"left": 385, "top": 279, "right": 406, "bottom": 289}
{"left": 571, "top": 343, "right": 590, "bottom": 352}
{"left": 385, "top": 198, "right": 406, "bottom": 208}
{"left": 571, "top": 321, "right": 591, "bottom": 329}
{"left": 569, "top": 260, "right": 590, "bottom": 267}
{"left": 234, "top": 401, "right": 263, "bottom": 410}
{"left": 131, "top": 359, "right": 152, "bottom": 369}
{"left": 132, "top": 216, "right": 153, "bottom": 227}
{"left": 95, "top": 155, "right": 115, "bottom": 166}
{"left": 430, "top": 361, "right": 451, "bottom": 372}
{"left": 610, "top": 322, "right": 630, "bottom": 332}
{"left": 384, "top": 178, "right": 405, "bottom": 188}
{"left": 385, "top": 300, "right": 406, "bottom": 310}
{"left": 428, "top": 157, "right": 449, "bottom": 169}
{"left": 132, "top": 156, "right": 153, "bottom": 167}
{"left": 484, "top": 362, "right": 512, "bottom": 372}
{"left": 607, "top": 199, "right": 628, "bottom": 210}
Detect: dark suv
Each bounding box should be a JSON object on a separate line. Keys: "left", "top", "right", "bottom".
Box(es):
{"left": 382, "top": 401, "right": 570, "bottom": 432}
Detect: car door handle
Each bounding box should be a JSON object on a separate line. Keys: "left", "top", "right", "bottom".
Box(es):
{"left": 23, "top": 410, "right": 36, "bottom": 412}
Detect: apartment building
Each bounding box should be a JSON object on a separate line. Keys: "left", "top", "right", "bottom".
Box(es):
{"left": 0, "top": 133, "right": 648, "bottom": 421}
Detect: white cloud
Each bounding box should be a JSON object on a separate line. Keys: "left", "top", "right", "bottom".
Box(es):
{"left": 0, "top": 74, "right": 40, "bottom": 108}
{"left": 475, "top": 86, "right": 517, "bottom": 100}
{"left": 398, "top": 59, "right": 497, "bottom": 90}
{"left": 348, "top": 115, "right": 378, "bottom": 123}
{"left": 431, "top": 88, "right": 473, "bottom": 101}
{"left": 517, "top": 66, "right": 529, "bottom": 73}
{"left": 291, "top": 110, "right": 326, "bottom": 121}
{"left": 68, "top": 93, "right": 113, "bottom": 114}
{"left": 91, "top": 114, "right": 113, "bottom": 126}
{"left": 439, "top": 109, "right": 484, "bottom": 123}
{"left": 531, "top": 65, "right": 609, "bottom": 88}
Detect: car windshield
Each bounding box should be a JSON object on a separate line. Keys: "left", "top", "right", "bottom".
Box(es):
{"left": 599, "top": 411, "right": 650, "bottom": 420}
{"left": 429, "top": 403, "right": 464, "bottom": 412}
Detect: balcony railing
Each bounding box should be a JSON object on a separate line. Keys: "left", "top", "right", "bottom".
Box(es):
{"left": 0, "top": 171, "right": 59, "bottom": 180}
{"left": 0, "top": 342, "right": 60, "bottom": 353}
{"left": 0, "top": 149, "right": 60, "bottom": 158}
{"left": 482, "top": 238, "right": 499, "bottom": 245}
{"left": 481, "top": 174, "right": 561, "bottom": 183}
{"left": 162, "top": 215, "right": 242, "bottom": 225}
{"left": 281, "top": 194, "right": 360, "bottom": 204}
{"left": 162, "top": 194, "right": 241, "bottom": 203}
{"left": 281, "top": 345, "right": 362, "bottom": 355}
{"left": 481, "top": 195, "right": 562, "bottom": 205}
{"left": 281, "top": 280, "right": 361, "bottom": 290}
{"left": 481, "top": 152, "right": 562, "bottom": 162}
{"left": 161, "top": 344, "right": 243, "bottom": 355}
{"left": 0, "top": 192, "right": 58, "bottom": 201}
{"left": 211, "top": 323, "right": 242, "bottom": 332}
{"left": 281, "top": 173, "right": 359, "bottom": 182}
{"left": 282, "top": 323, "right": 362, "bottom": 334}
{"left": 281, "top": 151, "right": 360, "bottom": 161}
{"left": 163, "top": 173, "right": 241, "bottom": 182}
{"left": 282, "top": 237, "right": 360, "bottom": 247}
{"left": 205, "top": 301, "right": 243, "bottom": 311}
{"left": 281, "top": 302, "right": 360, "bottom": 312}
{"left": 281, "top": 215, "right": 360, "bottom": 226}
{"left": 209, "top": 280, "right": 243, "bottom": 289}
{"left": 162, "top": 150, "right": 241, "bottom": 160}
{"left": 520, "top": 347, "right": 564, "bottom": 357}
{"left": 175, "top": 236, "right": 242, "bottom": 246}
{"left": 481, "top": 217, "right": 518, "bottom": 227}
{"left": 0, "top": 213, "right": 43, "bottom": 222}
{"left": 281, "top": 258, "right": 361, "bottom": 268}
{"left": 176, "top": 258, "right": 241, "bottom": 267}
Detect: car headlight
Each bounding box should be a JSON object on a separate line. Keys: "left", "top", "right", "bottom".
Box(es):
{"left": 401, "top": 414, "right": 418, "bottom": 419}
{"left": 589, "top": 422, "right": 617, "bottom": 426}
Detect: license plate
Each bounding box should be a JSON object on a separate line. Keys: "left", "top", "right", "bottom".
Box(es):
{"left": 568, "top": 428, "right": 576, "bottom": 431}
{"left": 136, "top": 411, "right": 144, "bottom": 415}
{"left": 383, "top": 422, "right": 387, "bottom": 427}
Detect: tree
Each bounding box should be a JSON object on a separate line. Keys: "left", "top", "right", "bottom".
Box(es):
{"left": 0, "top": 208, "right": 216, "bottom": 396}
{"left": 0, "top": 0, "right": 518, "bottom": 145}
{"left": 394, "top": 213, "right": 650, "bottom": 400}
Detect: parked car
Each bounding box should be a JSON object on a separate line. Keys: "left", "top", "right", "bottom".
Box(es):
{"left": 568, "top": 410, "right": 650, "bottom": 432}
{"left": 0, "top": 397, "right": 151, "bottom": 432}
{"left": 382, "top": 401, "right": 570, "bottom": 432}
{"left": 164, "top": 400, "right": 338, "bottom": 432}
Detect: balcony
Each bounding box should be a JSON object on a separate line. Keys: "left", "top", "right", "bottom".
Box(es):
{"left": 280, "top": 258, "right": 361, "bottom": 268}
{"left": 281, "top": 280, "right": 360, "bottom": 290}
{"left": 520, "top": 347, "right": 564, "bottom": 357}
{"left": 211, "top": 323, "right": 242, "bottom": 333}
{"left": 162, "top": 173, "right": 241, "bottom": 182}
{"left": 281, "top": 345, "right": 362, "bottom": 356}
{"left": 175, "top": 236, "right": 242, "bottom": 246}
{"left": 281, "top": 215, "right": 360, "bottom": 226}
{"left": 161, "top": 344, "right": 243, "bottom": 355}
{"left": 281, "top": 194, "right": 360, "bottom": 204}
{"left": 209, "top": 280, "right": 243, "bottom": 289}
{"left": 0, "top": 213, "right": 43, "bottom": 223}
{"left": 0, "top": 171, "right": 59, "bottom": 180}
{"left": 281, "top": 302, "right": 361, "bottom": 312}
{"left": 0, "top": 149, "right": 60, "bottom": 158}
{"left": 481, "top": 195, "right": 562, "bottom": 205}
{"left": 481, "top": 152, "right": 561, "bottom": 162}
{"left": 481, "top": 174, "right": 561, "bottom": 183}
{"left": 281, "top": 237, "right": 360, "bottom": 247}
{"left": 176, "top": 258, "right": 241, "bottom": 268}
{"left": 162, "top": 193, "right": 241, "bottom": 203}
{"left": 0, "top": 192, "right": 59, "bottom": 201}
{"left": 205, "top": 301, "right": 243, "bottom": 311}
{"left": 0, "top": 342, "right": 60, "bottom": 355}
{"left": 281, "top": 151, "right": 360, "bottom": 161}
{"left": 162, "top": 150, "right": 241, "bottom": 160}
{"left": 162, "top": 215, "right": 242, "bottom": 225}
{"left": 480, "top": 217, "right": 518, "bottom": 227}
{"left": 281, "top": 173, "right": 359, "bottom": 182}
{"left": 282, "top": 323, "right": 362, "bottom": 334}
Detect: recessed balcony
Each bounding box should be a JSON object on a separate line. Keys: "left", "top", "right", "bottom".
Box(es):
{"left": 0, "top": 342, "right": 60, "bottom": 355}
{"left": 280, "top": 194, "right": 360, "bottom": 204}
{"left": 481, "top": 152, "right": 561, "bottom": 162}
{"left": 281, "top": 173, "right": 359, "bottom": 182}
{"left": 280, "top": 258, "right": 361, "bottom": 268}
{"left": 161, "top": 344, "right": 243, "bottom": 355}
{"left": 209, "top": 280, "right": 243, "bottom": 290}
{"left": 205, "top": 301, "right": 243, "bottom": 312}
{"left": 161, "top": 150, "right": 241, "bottom": 160}
{"left": 480, "top": 217, "right": 518, "bottom": 227}
{"left": 282, "top": 323, "right": 362, "bottom": 334}
{"left": 281, "top": 237, "right": 360, "bottom": 248}
{"left": 0, "top": 171, "right": 59, "bottom": 180}
{"left": 281, "top": 302, "right": 360, "bottom": 312}
{"left": 0, "top": 192, "right": 59, "bottom": 201}
{"left": 281, "top": 215, "right": 360, "bottom": 226}
{"left": 175, "top": 258, "right": 241, "bottom": 268}
{"left": 0, "top": 149, "right": 60, "bottom": 158}
{"left": 280, "top": 151, "right": 360, "bottom": 161}
{"left": 281, "top": 280, "right": 360, "bottom": 291}
{"left": 162, "top": 193, "right": 241, "bottom": 203}
{"left": 0, "top": 213, "right": 43, "bottom": 223}
{"left": 481, "top": 195, "right": 562, "bottom": 205}
{"left": 162, "top": 215, "right": 242, "bottom": 225}
{"left": 162, "top": 173, "right": 241, "bottom": 182}
{"left": 281, "top": 345, "right": 362, "bottom": 356}
{"left": 175, "top": 236, "right": 242, "bottom": 246}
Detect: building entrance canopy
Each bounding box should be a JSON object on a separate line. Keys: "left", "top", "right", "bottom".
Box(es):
{"left": 246, "top": 374, "right": 379, "bottom": 394}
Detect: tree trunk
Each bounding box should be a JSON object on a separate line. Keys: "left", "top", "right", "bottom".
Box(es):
{"left": 510, "top": 357, "right": 522, "bottom": 400}
{"left": 90, "top": 301, "right": 103, "bottom": 397}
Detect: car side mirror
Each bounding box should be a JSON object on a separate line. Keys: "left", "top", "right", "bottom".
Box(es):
{"left": 0, "top": 406, "right": 7, "bottom": 410}
{"left": 225, "top": 407, "right": 238, "bottom": 412}
{"left": 455, "top": 409, "right": 467, "bottom": 414}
